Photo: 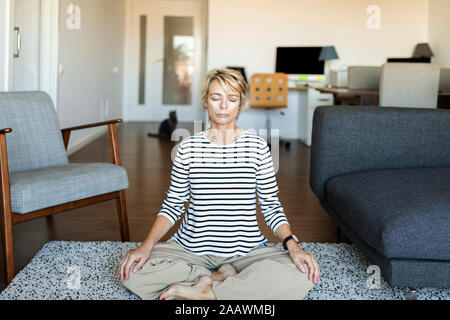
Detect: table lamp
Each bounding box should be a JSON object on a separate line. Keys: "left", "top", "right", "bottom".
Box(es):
{"left": 319, "top": 46, "right": 339, "bottom": 87}
{"left": 412, "top": 43, "right": 433, "bottom": 59}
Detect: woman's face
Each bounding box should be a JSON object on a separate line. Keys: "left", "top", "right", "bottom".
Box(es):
{"left": 205, "top": 80, "right": 241, "bottom": 126}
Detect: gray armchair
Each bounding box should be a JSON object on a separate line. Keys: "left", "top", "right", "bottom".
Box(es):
{"left": 379, "top": 63, "right": 441, "bottom": 108}
{"left": 0, "top": 91, "right": 130, "bottom": 285}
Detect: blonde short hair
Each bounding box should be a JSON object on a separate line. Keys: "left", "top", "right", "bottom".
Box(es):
{"left": 200, "top": 68, "right": 249, "bottom": 114}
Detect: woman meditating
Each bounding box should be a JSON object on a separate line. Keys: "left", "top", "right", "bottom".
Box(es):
{"left": 118, "top": 68, "right": 320, "bottom": 300}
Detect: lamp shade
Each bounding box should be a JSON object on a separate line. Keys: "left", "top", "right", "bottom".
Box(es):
{"left": 319, "top": 46, "right": 339, "bottom": 61}
{"left": 413, "top": 43, "right": 433, "bottom": 58}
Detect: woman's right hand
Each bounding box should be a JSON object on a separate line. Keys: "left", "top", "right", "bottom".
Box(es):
{"left": 118, "top": 245, "right": 152, "bottom": 281}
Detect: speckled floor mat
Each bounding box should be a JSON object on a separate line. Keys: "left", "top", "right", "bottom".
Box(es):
{"left": 0, "top": 241, "right": 448, "bottom": 300}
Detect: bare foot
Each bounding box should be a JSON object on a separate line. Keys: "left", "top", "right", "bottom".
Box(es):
{"left": 159, "top": 275, "right": 216, "bottom": 300}
{"left": 211, "top": 263, "right": 237, "bottom": 282}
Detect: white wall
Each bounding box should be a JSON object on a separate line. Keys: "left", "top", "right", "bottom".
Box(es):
{"left": 207, "top": 0, "right": 430, "bottom": 136}
{"left": 428, "top": 0, "right": 450, "bottom": 68}
{"left": 58, "top": 0, "right": 125, "bottom": 152}
{"left": 1, "top": 0, "right": 443, "bottom": 141}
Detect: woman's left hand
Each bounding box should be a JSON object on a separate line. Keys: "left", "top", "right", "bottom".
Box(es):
{"left": 288, "top": 244, "right": 320, "bottom": 284}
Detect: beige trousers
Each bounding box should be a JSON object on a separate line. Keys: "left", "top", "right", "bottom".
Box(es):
{"left": 121, "top": 239, "right": 315, "bottom": 300}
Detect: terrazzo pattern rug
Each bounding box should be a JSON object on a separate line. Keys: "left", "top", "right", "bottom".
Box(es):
{"left": 0, "top": 241, "right": 449, "bottom": 300}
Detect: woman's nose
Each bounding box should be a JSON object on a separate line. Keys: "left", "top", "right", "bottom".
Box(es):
{"left": 219, "top": 99, "right": 228, "bottom": 109}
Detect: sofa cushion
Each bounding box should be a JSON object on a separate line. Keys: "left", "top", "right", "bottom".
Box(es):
{"left": 326, "top": 167, "right": 450, "bottom": 260}
{"left": 10, "top": 163, "right": 129, "bottom": 214}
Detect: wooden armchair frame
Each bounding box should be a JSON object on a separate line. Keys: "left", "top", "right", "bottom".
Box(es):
{"left": 0, "top": 119, "right": 129, "bottom": 285}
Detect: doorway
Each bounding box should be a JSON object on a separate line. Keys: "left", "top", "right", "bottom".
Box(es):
{"left": 124, "top": 0, "right": 207, "bottom": 122}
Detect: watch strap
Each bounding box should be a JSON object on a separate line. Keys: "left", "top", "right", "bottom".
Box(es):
{"left": 282, "top": 235, "right": 294, "bottom": 250}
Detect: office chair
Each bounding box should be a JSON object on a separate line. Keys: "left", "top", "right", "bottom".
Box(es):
{"left": 347, "top": 66, "right": 380, "bottom": 90}
{"left": 379, "top": 63, "right": 440, "bottom": 108}
{"left": 250, "top": 73, "right": 290, "bottom": 149}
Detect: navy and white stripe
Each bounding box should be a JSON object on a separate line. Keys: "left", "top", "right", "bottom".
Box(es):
{"left": 157, "top": 130, "right": 290, "bottom": 257}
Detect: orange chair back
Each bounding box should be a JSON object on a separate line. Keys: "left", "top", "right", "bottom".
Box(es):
{"left": 249, "top": 73, "right": 288, "bottom": 108}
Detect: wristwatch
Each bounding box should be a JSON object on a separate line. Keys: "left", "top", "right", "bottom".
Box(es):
{"left": 282, "top": 234, "right": 299, "bottom": 250}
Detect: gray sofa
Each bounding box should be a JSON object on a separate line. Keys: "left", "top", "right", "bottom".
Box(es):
{"left": 309, "top": 106, "right": 450, "bottom": 288}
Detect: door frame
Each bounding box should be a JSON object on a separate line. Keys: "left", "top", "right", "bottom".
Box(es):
{"left": 39, "top": 0, "right": 59, "bottom": 110}
{"left": 2, "top": 0, "right": 59, "bottom": 109}
{"left": 123, "top": 0, "right": 208, "bottom": 122}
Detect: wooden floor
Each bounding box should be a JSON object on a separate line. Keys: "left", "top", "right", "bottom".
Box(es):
{"left": 0, "top": 122, "right": 339, "bottom": 290}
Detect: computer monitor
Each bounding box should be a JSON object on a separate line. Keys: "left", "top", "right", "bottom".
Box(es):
{"left": 275, "top": 47, "right": 325, "bottom": 75}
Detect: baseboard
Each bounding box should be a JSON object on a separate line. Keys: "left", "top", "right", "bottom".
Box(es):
{"left": 66, "top": 127, "right": 107, "bottom": 156}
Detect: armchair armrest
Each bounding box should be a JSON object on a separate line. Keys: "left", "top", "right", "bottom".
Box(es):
{"left": 60, "top": 119, "right": 123, "bottom": 150}
{"left": 61, "top": 119, "right": 123, "bottom": 132}
{"left": 0, "top": 128, "right": 12, "bottom": 134}
{"left": 0, "top": 128, "right": 12, "bottom": 208}
{"left": 60, "top": 119, "right": 124, "bottom": 166}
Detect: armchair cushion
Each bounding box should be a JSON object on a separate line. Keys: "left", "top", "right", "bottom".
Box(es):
{"left": 0, "top": 91, "right": 68, "bottom": 172}
{"left": 326, "top": 167, "right": 450, "bottom": 261}
{"left": 10, "top": 163, "right": 129, "bottom": 214}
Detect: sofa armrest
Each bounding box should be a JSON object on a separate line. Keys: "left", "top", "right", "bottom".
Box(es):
{"left": 309, "top": 106, "right": 450, "bottom": 201}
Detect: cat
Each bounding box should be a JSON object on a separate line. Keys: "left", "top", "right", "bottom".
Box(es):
{"left": 147, "top": 111, "right": 178, "bottom": 139}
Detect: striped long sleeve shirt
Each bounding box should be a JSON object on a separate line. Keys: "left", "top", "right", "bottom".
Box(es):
{"left": 157, "top": 129, "right": 290, "bottom": 257}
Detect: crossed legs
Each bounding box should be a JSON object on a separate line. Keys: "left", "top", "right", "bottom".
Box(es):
{"left": 121, "top": 240, "right": 314, "bottom": 300}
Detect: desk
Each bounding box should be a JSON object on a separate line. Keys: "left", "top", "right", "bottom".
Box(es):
{"left": 287, "top": 86, "right": 334, "bottom": 146}
{"left": 317, "top": 87, "right": 450, "bottom": 109}
{"left": 438, "top": 93, "right": 450, "bottom": 109}
{"left": 288, "top": 85, "right": 325, "bottom": 91}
